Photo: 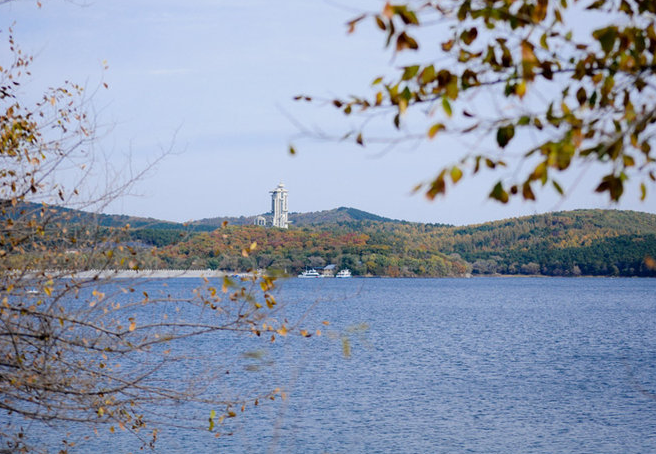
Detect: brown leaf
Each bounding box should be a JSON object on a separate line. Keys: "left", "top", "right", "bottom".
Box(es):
{"left": 396, "top": 32, "right": 419, "bottom": 52}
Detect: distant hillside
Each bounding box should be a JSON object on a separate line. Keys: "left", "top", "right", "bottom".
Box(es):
{"left": 6, "top": 201, "right": 191, "bottom": 231}
{"left": 290, "top": 207, "right": 398, "bottom": 226}
{"left": 193, "top": 207, "right": 398, "bottom": 227}
{"left": 439, "top": 209, "right": 656, "bottom": 276}
{"left": 192, "top": 214, "right": 258, "bottom": 227}
{"left": 156, "top": 223, "right": 470, "bottom": 277}
{"left": 155, "top": 209, "right": 656, "bottom": 277}
{"left": 5, "top": 202, "right": 656, "bottom": 276}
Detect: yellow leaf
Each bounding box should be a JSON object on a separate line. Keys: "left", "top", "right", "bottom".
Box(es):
{"left": 250, "top": 241, "right": 257, "bottom": 251}
{"left": 92, "top": 290, "right": 105, "bottom": 300}
{"left": 450, "top": 166, "right": 463, "bottom": 184}
{"left": 428, "top": 123, "right": 445, "bottom": 139}
{"left": 128, "top": 319, "right": 136, "bottom": 332}
{"left": 516, "top": 80, "right": 527, "bottom": 99}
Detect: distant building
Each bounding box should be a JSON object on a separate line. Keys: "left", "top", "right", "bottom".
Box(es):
{"left": 270, "top": 182, "right": 289, "bottom": 229}
{"left": 254, "top": 215, "right": 266, "bottom": 226}
{"left": 323, "top": 264, "right": 336, "bottom": 277}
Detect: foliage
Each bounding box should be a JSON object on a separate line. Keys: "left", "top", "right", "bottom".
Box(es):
{"left": 295, "top": 0, "right": 656, "bottom": 203}
{"left": 442, "top": 209, "right": 656, "bottom": 275}
{"left": 10, "top": 202, "right": 655, "bottom": 278}
{"left": 0, "top": 30, "right": 309, "bottom": 453}
{"left": 288, "top": 207, "right": 396, "bottom": 226}
{"left": 155, "top": 223, "right": 471, "bottom": 277}
{"left": 126, "top": 209, "right": 656, "bottom": 277}
{"left": 193, "top": 206, "right": 398, "bottom": 228}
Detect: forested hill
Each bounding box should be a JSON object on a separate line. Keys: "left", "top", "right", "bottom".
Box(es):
{"left": 6, "top": 201, "right": 192, "bottom": 231}
{"left": 436, "top": 209, "right": 656, "bottom": 276}
{"left": 7, "top": 203, "right": 656, "bottom": 276}
{"left": 292, "top": 207, "right": 398, "bottom": 225}
{"left": 148, "top": 209, "right": 656, "bottom": 277}
{"left": 192, "top": 207, "right": 397, "bottom": 227}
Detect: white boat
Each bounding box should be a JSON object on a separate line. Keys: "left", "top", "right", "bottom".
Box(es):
{"left": 335, "top": 269, "right": 352, "bottom": 278}
{"left": 298, "top": 268, "right": 323, "bottom": 278}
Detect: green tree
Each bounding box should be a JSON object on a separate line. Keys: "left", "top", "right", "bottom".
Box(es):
{"left": 295, "top": 0, "right": 656, "bottom": 203}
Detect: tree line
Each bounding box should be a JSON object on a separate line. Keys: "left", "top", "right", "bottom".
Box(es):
{"left": 109, "top": 209, "right": 656, "bottom": 277}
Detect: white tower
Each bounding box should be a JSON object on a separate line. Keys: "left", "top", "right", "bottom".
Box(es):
{"left": 270, "top": 182, "right": 289, "bottom": 228}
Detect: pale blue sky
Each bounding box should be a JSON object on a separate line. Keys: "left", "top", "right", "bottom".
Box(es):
{"left": 1, "top": 0, "right": 654, "bottom": 225}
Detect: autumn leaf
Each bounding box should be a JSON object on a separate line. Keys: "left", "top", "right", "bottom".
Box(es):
{"left": 428, "top": 123, "right": 445, "bottom": 139}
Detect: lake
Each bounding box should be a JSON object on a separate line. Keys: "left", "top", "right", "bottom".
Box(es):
{"left": 5, "top": 277, "right": 656, "bottom": 453}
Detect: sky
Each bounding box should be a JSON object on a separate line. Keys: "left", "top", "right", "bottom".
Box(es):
{"left": 1, "top": 0, "right": 654, "bottom": 225}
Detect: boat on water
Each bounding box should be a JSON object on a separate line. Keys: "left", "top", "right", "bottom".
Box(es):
{"left": 335, "top": 269, "right": 352, "bottom": 278}
{"left": 298, "top": 268, "right": 323, "bottom": 278}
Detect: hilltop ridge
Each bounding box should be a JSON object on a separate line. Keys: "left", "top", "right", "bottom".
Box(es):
{"left": 192, "top": 206, "right": 399, "bottom": 227}
{"left": 152, "top": 208, "right": 656, "bottom": 277}
{"left": 5, "top": 202, "right": 655, "bottom": 277}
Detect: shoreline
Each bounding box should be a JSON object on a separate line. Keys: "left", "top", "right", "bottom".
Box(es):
{"left": 54, "top": 271, "right": 656, "bottom": 279}
{"left": 26, "top": 269, "right": 238, "bottom": 279}
{"left": 15, "top": 270, "right": 654, "bottom": 279}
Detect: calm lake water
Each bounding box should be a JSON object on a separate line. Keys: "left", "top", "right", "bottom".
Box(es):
{"left": 8, "top": 277, "right": 656, "bottom": 453}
